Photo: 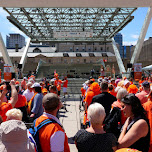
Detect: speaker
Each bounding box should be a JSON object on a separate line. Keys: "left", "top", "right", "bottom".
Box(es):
{"left": 11, "top": 72, "right": 16, "bottom": 79}
{"left": 18, "top": 64, "right": 22, "bottom": 69}
{"left": 127, "top": 63, "right": 132, "bottom": 68}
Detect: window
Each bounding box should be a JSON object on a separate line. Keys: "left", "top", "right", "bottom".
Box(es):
{"left": 76, "top": 47, "right": 79, "bottom": 51}
{"left": 101, "top": 47, "right": 103, "bottom": 51}
{"left": 84, "top": 59, "right": 86, "bottom": 63}
{"left": 33, "top": 48, "right": 41, "bottom": 53}
{"left": 82, "top": 47, "right": 85, "bottom": 52}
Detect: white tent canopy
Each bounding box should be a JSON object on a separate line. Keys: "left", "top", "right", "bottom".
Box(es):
{"left": 142, "top": 65, "right": 152, "bottom": 70}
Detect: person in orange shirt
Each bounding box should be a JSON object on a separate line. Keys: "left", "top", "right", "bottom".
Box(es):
{"left": 0, "top": 80, "right": 18, "bottom": 121}
{"left": 111, "top": 78, "right": 117, "bottom": 88}
{"left": 54, "top": 74, "right": 62, "bottom": 96}
{"left": 139, "top": 76, "right": 145, "bottom": 87}
{"left": 108, "top": 84, "right": 117, "bottom": 97}
{"left": 62, "top": 76, "right": 69, "bottom": 98}
{"left": 143, "top": 90, "right": 152, "bottom": 152}
{"left": 84, "top": 82, "right": 101, "bottom": 112}
{"left": 112, "top": 88, "right": 128, "bottom": 125}
{"left": 129, "top": 77, "right": 134, "bottom": 85}
{"left": 42, "top": 88, "right": 48, "bottom": 96}
{"left": 21, "top": 77, "right": 27, "bottom": 90}
{"left": 35, "top": 93, "right": 70, "bottom": 152}
{"left": 123, "top": 79, "right": 130, "bottom": 91}
{"left": 14, "top": 85, "right": 28, "bottom": 122}
{"left": 49, "top": 85, "right": 58, "bottom": 95}
{"left": 136, "top": 81, "right": 150, "bottom": 105}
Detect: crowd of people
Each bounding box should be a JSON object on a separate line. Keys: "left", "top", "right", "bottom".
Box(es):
{"left": 0, "top": 73, "right": 70, "bottom": 152}
{"left": 0, "top": 73, "right": 152, "bottom": 151}
{"left": 77, "top": 75, "right": 152, "bottom": 152}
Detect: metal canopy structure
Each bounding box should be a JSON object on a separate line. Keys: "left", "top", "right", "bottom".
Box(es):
{"left": 3, "top": 7, "right": 136, "bottom": 43}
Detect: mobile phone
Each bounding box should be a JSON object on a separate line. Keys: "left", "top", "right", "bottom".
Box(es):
{"left": 5, "top": 82, "right": 11, "bottom": 91}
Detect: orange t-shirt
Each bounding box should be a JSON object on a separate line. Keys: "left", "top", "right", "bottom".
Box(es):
{"left": 84, "top": 91, "right": 95, "bottom": 107}
{"left": 14, "top": 94, "right": 27, "bottom": 108}
{"left": 54, "top": 79, "right": 62, "bottom": 91}
{"left": 63, "top": 80, "right": 68, "bottom": 88}
{"left": 81, "top": 87, "right": 86, "bottom": 97}
{"left": 0, "top": 103, "right": 12, "bottom": 121}
{"left": 21, "top": 80, "right": 26, "bottom": 89}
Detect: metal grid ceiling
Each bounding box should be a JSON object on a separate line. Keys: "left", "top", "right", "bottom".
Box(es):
{"left": 4, "top": 7, "right": 137, "bottom": 42}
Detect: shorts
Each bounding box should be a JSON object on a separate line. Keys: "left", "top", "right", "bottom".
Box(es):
{"left": 58, "top": 90, "right": 60, "bottom": 96}
{"left": 63, "top": 87, "right": 67, "bottom": 93}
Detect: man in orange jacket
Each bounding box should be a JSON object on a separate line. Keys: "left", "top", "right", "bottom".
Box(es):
{"left": 35, "top": 93, "right": 70, "bottom": 152}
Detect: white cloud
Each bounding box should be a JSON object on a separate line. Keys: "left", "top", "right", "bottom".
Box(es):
{"left": 123, "top": 41, "right": 137, "bottom": 46}
{"left": 10, "top": 27, "right": 26, "bottom": 36}
{"left": 131, "top": 34, "right": 139, "bottom": 39}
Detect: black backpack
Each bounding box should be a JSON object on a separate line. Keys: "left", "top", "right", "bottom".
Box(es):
{"left": 103, "top": 107, "right": 121, "bottom": 138}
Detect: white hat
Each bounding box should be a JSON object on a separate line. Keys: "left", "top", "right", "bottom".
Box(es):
{"left": 0, "top": 120, "right": 35, "bottom": 152}
{"left": 26, "top": 82, "right": 33, "bottom": 87}
{"left": 23, "top": 77, "right": 27, "bottom": 80}
{"left": 124, "top": 79, "right": 130, "bottom": 86}
{"left": 31, "top": 82, "right": 41, "bottom": 88}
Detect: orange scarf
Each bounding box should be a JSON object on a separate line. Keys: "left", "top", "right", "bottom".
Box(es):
{"left": 27, "top": 93, "right": 37, "bottom": 114}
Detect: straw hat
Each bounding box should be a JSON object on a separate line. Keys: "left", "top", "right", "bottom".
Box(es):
{"left": 0, "top": 120, "right": 35, "bottom": 152}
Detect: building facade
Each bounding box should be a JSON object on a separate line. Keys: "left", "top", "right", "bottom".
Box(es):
{"left": 6, "top": 34, "right": 25, "bottom": 48}
{"left": 114, "top": 33, "right": 123, "bottom": 57}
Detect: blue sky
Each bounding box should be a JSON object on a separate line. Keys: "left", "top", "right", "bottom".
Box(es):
{"left": 0, "top": 7, "right": 152, "bottom": 46}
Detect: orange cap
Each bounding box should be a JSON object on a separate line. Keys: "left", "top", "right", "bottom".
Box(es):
{"left": 15, "top": 81, "right": 20, "bottom": 84}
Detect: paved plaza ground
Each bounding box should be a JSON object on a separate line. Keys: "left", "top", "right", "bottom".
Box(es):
{"left": 59, "top": 95, "right": 83, "bottom": 152}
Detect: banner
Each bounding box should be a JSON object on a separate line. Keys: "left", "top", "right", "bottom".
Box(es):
{"left": 134, "top": 63, "right": 142, "bottom": 80}
{"left": 4, "top": 64, "right": 12, "bottom": 81}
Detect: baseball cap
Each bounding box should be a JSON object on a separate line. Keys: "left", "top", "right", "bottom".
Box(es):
{"left": 31, "top": 82, "right": 41, "bottom": 88}
{"left": 124, "top": 79, "right": 130, "bottom": 86}
{"left": 142, "top": 81, "right": 150, "bottom": 88}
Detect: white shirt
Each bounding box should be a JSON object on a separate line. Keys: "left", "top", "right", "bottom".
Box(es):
{"left": 43, "top": 112, "right": 65, "bottom": 152}
{"left": 23, "top": 89, "right": 34, "bottom": 102}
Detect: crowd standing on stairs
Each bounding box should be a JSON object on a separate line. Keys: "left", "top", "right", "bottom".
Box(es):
{"left": 0, "top": 73, "right": 152, "bottom": 151}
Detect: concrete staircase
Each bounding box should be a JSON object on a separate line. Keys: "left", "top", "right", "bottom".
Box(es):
{"left": 60, "top": 78, "right": 88, "bottom": 96}
{"left": 36, "top": 63, "right": 101, "bottom": 79}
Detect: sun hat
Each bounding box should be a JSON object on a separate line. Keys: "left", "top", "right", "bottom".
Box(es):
{"left": 0, "top": 120, "right": 35, "bottom": 152}
{"left": 31, "top": 82, "right": 41, "bottom": 88}
{"left": 124, "top": 79, "right": 130, "bottom": 86}
{"left": 26, "top": 82, "right": 33, "bottom": 87}
{"left": 23, "top": 77, "right": 27, "bottom": 80}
